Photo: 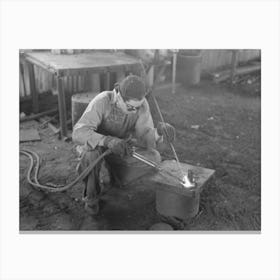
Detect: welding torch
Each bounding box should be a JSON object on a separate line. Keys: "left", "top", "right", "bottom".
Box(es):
{"left": 131, "top": 151, "right": 186, "bottom": 186}
{"left": 148, "top": 91, "right": 186, "bottom": 180}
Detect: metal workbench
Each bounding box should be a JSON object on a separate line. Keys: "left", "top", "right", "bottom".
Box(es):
{"left": 22, "top": 51, "right": 144, "bottom": 138}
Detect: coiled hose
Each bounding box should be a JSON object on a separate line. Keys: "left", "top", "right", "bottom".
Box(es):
{"left": 20, "top": 149, "right": 112, "bottom": 192}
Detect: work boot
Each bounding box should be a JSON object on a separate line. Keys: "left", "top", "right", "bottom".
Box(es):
{"left": 83, "top": 197, "right": 100, "bottom": 216}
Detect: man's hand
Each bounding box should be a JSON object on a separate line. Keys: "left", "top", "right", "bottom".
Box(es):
{"left": 156, "top": 122, "right": 176, "bottom": 143}
{"left": 104, "top": 136, "right": 133, "bottom": 157}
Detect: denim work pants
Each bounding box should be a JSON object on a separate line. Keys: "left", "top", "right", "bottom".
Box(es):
{"left": 78, "top": 147, "right": 161, "bottom": 203}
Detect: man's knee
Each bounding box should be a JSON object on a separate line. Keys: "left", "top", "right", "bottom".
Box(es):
{"left": 83, "top": 147, "right": 103, "bottom": 162}
{"left": 78, "top": 147, "right": 104, "bottom": 172}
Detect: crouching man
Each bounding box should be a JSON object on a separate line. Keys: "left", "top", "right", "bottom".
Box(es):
{"left": 72, "top": 75, "right": 175, "bottom": 215}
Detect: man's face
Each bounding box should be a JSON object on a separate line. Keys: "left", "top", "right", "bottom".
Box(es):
{"left": 117, "top": 92, "right": 145, "bottom": 114}
{"left": 124, "top": 98, "right": 145, "bottom": 112}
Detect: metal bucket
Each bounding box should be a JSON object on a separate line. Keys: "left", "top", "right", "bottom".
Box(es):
{"left": 177, "top": 50, "right": 202, "bottom": 86}
{"left": 71, "top": 92, "right": 99, "bottom": 127}
{"left": 149, "top": 160, "right": 215, "bottom": 221}
{"left": 156, "top": 187, "right": 200, "bottom": 220}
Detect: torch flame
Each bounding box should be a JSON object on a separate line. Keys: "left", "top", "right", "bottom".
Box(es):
{"left": 182, "top": 175, "right": 194, "bottom": 188}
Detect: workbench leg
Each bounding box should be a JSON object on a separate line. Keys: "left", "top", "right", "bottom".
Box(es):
{"left": 56, "top": 76, "right": 68, "bottom": 138}
{"left": 27, "top": 62, "right": 39, "bottom": 113}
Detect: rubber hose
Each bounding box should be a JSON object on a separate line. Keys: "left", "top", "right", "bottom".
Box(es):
{"left": 20, "top": 149, "right": 112, "bottom": 192}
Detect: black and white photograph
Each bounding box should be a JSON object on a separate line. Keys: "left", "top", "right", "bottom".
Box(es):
{"left": 19, "top": 49, "right": 261, "bottom": 231}
{"left": 1, "top": 1, "right": 280, "bottom": 280}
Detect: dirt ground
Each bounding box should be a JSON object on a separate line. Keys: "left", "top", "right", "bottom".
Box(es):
{"left": 20, "top": 79, "right": 261, "bottom": 231}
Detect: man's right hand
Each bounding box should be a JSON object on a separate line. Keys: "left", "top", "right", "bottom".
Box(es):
{"left": 104, "top": 136, "right": 133, "bottom": 158}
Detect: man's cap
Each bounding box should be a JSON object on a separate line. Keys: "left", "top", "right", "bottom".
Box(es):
{"left": 119, "top": 75, "right": 146, "bottom": 100}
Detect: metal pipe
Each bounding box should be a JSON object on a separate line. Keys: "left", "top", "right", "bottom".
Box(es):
{"left": 150, "top": 93, "right": 185, "bottom": 179}
{"left": 132, "top": 152, "right": 185, "bottom": 185}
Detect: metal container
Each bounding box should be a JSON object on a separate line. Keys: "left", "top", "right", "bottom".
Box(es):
{"left": 177, "top": 50, "right": 202, "bottom": 86}
{"left": 71, "top": 92, "right": 99, "bottom": 127}
{"left": 149, "top": 160, "right": 215, "bottom": 221}
{"left": 156, "top": 187, "right": 200, "bottom": 220}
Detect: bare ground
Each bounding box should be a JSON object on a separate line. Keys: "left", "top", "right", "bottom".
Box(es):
{"left": 20, "top": 80, "right": 261, "bottom": 231}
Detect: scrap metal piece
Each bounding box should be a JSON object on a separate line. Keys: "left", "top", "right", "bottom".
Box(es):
{"left": 20, "top": 128, "right": 41, "bottom": 142}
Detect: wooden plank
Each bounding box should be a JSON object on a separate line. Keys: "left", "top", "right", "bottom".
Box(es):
{"left": 68, "top": 75, "right": 72, "bottom": 94}
{"left": 48, "top": 122, "right": 60, "bottom": 135}
{"left": 48, "top": 119, "right": 72, "bottom": 135}
{"left": 26, "top": 62, "right": 39, "bottom": 113}
{"left": 73, "top": 75, "right": 77, "bottom": 93}
{"left": 51, "top": 49, "right": 61, "bottom": 54}
{"left": 20, "top": 108, "right": 58, "bottom": 122}
{"left": 20, "top": 128, "right": 41, "bottom": 142}
{"left": 89, "top": 73, "right": 100, "bottom": 92}
{"left": 84, "top": 71, "right": 90, "bottom": 92}
{"left": 116, "top": 70, "right": 125, "bottom": 83}
{"left": 78, "top": 75, "right": 82, "bottom": 91}
{"left": 213, "top": 63, "right": 261, "bottom": 83}
{"left": 105, "top": 71, "right": 110, "bottom": 90}
{"left": 70, "top": 75, "right": 74, "bottom": 93}
{"left": 20, "top": 120, "right": 38, "bottom": 129}
{"left": 81, "top": 75, "right": 85, "bottom": 91}
{"left": 239, "top": 49, "right": 260, "bottom": 62}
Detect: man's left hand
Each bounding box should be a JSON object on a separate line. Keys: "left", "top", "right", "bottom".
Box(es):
{"left": 156, "top": 122, "right": 176, "bottom": 143}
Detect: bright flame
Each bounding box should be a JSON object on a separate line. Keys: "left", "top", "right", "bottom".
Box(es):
{"left": 182, "top": 175, "right": 194, "bottom": 188}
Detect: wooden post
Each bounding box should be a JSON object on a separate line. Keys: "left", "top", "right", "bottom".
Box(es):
{"left": 90, "top": 73, "right": 101, "bottom": 92}
{"left": 27, "top": 62, "right": 39, "bottom": 113}
{"left": 70, "top": 75, "right": 75, "bottom": 94}
{"left": 56, "top": 75, "right": 68, "bottom": 138}
{"left": 84, "top": 72, "right": 91, "bottom": 92}
{"left": 105, "top": 71, "right": 110, "bottom": 90}
{"left": 20, "top": 62, "right": 27, "bottom": 97}
{"left": 67, "top": 76, "right": 73, "bottom": 95}
{"left": 172, "top": 51, "right": 178, "bottom": 95}
{"left": 230, "top": 50, "right": 239, "bottom": 84}
{"left": 73, "top": 75, "right": 77, "bottom": 93}
{"left": 116, "top": 70, "right": 126, "bottom": 83}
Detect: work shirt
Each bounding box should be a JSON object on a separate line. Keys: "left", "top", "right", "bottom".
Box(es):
{"left": 72, "top": 90, "right": 161, "bottom": 150}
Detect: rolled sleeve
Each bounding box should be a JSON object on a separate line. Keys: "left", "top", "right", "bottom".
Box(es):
{"left": 134, "top": 99, "right": 159, "bottom": 148}
{"left": 72, "top": 93, "right": 109, "bottom": 149}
